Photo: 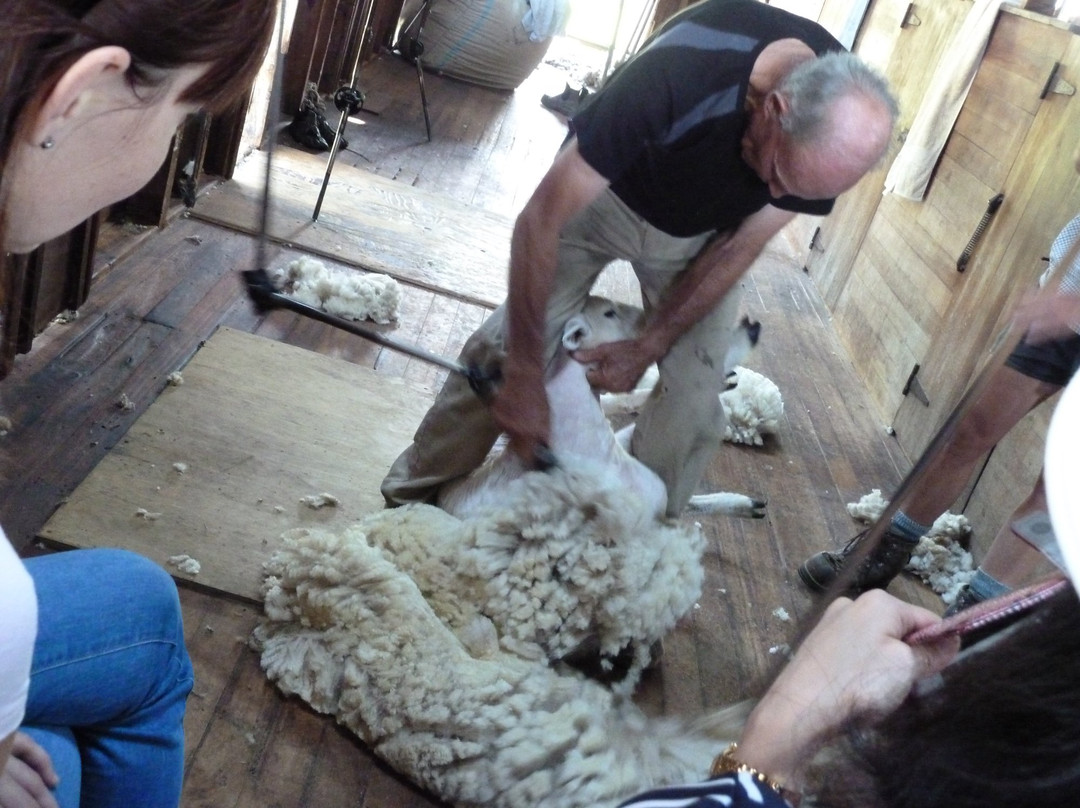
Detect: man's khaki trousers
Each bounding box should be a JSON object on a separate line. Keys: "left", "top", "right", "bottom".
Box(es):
{"left": 381, "top": 188, "right": 741, "bottom": 517}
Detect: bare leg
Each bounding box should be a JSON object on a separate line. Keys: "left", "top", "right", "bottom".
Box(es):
{"left": 800, "top": 362, "right": 1060, "bottom": 593}
{"left": 897, "top": 365, "right": 1058, "bottom": 527}
{"left": 979, "top": 471, "right": 1058, "bottom": 588}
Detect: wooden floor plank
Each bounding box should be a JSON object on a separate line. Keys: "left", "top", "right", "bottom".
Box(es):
{"left": 190, "top": 146, "right": 514, "bottom": 308}
{"left": 38, "top": 328, "right": 437, "bottom": 601}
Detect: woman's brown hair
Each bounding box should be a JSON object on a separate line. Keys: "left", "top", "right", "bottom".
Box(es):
{"left": 0, "top": 0, "right": 276, "bottom": 276}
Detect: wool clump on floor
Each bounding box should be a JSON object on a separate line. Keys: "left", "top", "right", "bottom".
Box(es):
{"left": 720, "top": 366, "right": 783, "bottom": 446}
{"left": 271, "top": 256, "right": 401, "bottom": 324}
{"left": 253, "top": 465, "right": 741, "bottom": 808}
{"left": 168, "top": 554, "right": 201, "bottom": 575}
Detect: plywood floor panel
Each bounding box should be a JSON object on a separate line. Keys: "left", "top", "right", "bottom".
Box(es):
{"left": 38, "top": 327, "right": 435, "bottom": 601}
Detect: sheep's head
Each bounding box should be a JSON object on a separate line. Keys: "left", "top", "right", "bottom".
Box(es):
{"left": 561, "top": 296, "right": 645, "bottom": 351}
{"left": 561, "top": 297, "right": 762, "bottom": 392}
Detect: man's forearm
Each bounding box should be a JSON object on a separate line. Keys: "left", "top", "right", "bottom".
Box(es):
{"left": 640, "top": 235, "right": 762, "bottom": 357}
{"left": 640, "top": 206, "right": 794, "bottom": 357}
{"left": 505, "top": 210, "right": 559, "bottom": 378}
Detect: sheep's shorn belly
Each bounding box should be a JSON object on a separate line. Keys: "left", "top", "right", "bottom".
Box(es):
{"left": 438, "top": 358, "right": 668, "bottom": 521}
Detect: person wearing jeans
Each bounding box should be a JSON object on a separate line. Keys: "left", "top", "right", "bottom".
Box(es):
{"left": 15, "top": 549, "right": 194, "bottom": 808}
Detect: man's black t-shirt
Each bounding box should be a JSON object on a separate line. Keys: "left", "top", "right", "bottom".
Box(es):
{"left": 571, "top": 0, "right": 843, "bottom": 238}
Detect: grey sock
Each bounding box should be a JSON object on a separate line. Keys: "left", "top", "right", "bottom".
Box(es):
{"left": 889, "top": 510, "right": 931, "bottom": 543}
{"left": 968, "top": 567, "right": 1011, "bottom": 600}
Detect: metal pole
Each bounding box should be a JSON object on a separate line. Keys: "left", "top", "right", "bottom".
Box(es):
{"left": 300, "top": 0, "right": 339, "bottom": 109}
{"left": 312, "top": 0, "right": 378, "bottom": 221}
{"left": 257, "top": 3, "right": 288, "bottom": 275}
{"left": 331, "top": 0, "right": 366, "bottom": 92}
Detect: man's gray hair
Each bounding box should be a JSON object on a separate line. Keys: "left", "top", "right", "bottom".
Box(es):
{"left": 777, "top": 51, "right": 898, "bottom": 144}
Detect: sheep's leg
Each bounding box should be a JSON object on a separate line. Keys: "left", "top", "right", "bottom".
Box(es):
{"left": 601, "top": 388, "right": 652, "bottom": 417}
{"left": 685, "top": 492, "right": 767, "bottom": 518}
{"left": 610, "top": 425, "right": 765, "bottom": 518}
{"left": 599, "top": 366, "right": 659, "bottom": 417}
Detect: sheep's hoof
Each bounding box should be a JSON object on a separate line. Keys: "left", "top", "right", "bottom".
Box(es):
{"left": 751, "top": 497, "right": 768, "bottom": 518}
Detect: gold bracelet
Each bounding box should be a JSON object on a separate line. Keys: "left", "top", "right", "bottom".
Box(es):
{"left": 709, "top": 742, "right": 801, "bottom": 806}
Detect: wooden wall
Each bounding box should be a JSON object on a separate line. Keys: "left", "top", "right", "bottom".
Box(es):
{"left": 807, "top": 3, "right": 1080, "bottom": 546}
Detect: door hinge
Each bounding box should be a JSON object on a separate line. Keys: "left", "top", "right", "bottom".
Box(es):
{"left": 903, "top": 363, "right": 930, "bottom": 406}
{"left": 1041, "top": 61, "right": 1076, "bottom": 99}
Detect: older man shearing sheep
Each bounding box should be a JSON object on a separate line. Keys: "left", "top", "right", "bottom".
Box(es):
{"left": 382, "top": 0, "right": 898, "bottom": 517}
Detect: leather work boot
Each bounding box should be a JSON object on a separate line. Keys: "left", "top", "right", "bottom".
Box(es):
{"left": 798, "top": 528, "right": 917, "bottom": 594}
{"left": 540, "top": 83, "right": 591, "bottom": 117}
{"left": 288, "top": 107, "right": 328, "bottom": 152}
{"left": 316, "top": 111, "right": 348, "bottom": 151}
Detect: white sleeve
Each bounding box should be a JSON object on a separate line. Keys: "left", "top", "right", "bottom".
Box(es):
{"left": 0, "top": 529, "right": 37, "bottom": 738}
{"left": 1044, "top": 213, "right": 1080, "bottom": 293}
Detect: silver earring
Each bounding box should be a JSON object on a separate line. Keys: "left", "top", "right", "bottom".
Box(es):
{"left": 40, "top": 137, "right": 55, "bottom": 150}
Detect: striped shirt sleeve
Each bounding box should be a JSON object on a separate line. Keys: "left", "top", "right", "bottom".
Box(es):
{"left": 617, "top": 771, "right": 793, "bottom": 808}
{"left": 1042, "top": 214, "right": 1080, "bottom": 335}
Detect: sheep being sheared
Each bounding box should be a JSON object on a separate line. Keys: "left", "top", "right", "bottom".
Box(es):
{"left": 438, "top": 296, "right": 768, "bottom": 521}
{"left": 252, "top": 297, "right": 775, "bottom": 808}
{"left": 254, "top": 520, "right": 750, "bottom": 808}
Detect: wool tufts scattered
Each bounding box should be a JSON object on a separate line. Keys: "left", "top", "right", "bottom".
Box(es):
{"left": 719, "top": 366, "right": 783, "bottom": 446}
{"left": 846, "top": 490, "right": 973, "bottom": 602}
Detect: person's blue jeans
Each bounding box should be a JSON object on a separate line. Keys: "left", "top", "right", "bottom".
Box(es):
{"left": 21, "top": 549, "right": 194, "bottom": 808}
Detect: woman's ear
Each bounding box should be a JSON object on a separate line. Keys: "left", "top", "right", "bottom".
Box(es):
{"left": 29, "top": 46, "right": 132, "bottom": 146}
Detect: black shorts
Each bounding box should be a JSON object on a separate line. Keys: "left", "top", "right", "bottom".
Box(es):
{"left": 1006, "top": 331, "right": 1080, "bottom": 386}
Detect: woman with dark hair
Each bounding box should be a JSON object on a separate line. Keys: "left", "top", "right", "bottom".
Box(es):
{"left": 812, "top": 584, "right": 1080, "bottom": 808}
{"left": 0, "top": 2, "right": 274, "bottom": 805}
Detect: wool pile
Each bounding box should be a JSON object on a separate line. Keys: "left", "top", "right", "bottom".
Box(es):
{"left": 720, "top": 366, "right": 784, "bottom": 446}
{"left": 847, "top": 489, "right": 974, "bottom": 603}
{"left": 253, "top": 466, "right": 737, "bottom": 808}
{"left": 271, "top": 256, "right": 401, "bottom": 323}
